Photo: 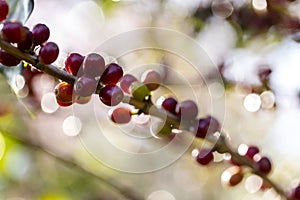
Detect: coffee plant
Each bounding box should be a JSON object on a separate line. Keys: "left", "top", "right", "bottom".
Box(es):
{"left": 0, "top": 0, "right": 300, "bottom": 199}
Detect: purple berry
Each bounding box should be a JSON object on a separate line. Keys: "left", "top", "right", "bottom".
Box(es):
{"left": 141, "top": 70, "right": 161, "bottom": 91}
{"left": 38, "top": 42, "right": 59, "bottom": 64}
{"left": 110, "top": 107, "right": 132, "bottom": 124}
{"left": 176, "top": 100, "right": 198, "bottom": 121}
{"left": 83, "top": 53, "right": 105, "bottom": 77}
{"left": 100, "top": 63, "right": 123, "bottom": 85}
{"left": 1, "top": 21, "right": 26, "bottom": 43}
{"left": 0, "top": 50, "right": 20, "bottom": 66}
{"left": 195, "top": 116, "right": 220, "bottom": 138}
{"left": 195, "top": 149, "right": 214, "bottom": 165}
{"left": 256, "top": 156, "right": 272, "bottom": 174}
{"left": 120, "top": 74, "right": 138, "bottom": 94}
{"left": 161, "top": 97, "right": 178, "bottom": 115}
{"left": 99, "top": 85, "right": 124, "bottom": 106}
{"left": 32, "top": 23, "right": 50, "bottom": 45}
{"left": 64, "top": 53, "right": 84, "bottom": 76}
{"left": 245, "top": 146, "right": 260, "bottom": 159}
{"left": 74, "top": 75, "right": 97, "bottom": 97}
{"left": 17, "top": 27, "right": 33, "bottom": 51}
{"left": 0, "top": 0, "right": 9, "bottom": 22}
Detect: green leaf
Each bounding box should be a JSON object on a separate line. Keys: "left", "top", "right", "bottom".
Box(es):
{"left": 6, "top": 0, "right": 34, "bottom": 23}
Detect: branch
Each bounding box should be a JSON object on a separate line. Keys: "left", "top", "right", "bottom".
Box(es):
{"left": 0, "top": 38, "right": 291, "bottom": 200}
{"left": 1, "top": 131, "right": 143, "bottom": 200}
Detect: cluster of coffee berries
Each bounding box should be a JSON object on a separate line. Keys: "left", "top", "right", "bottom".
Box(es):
{"left": 220, "top": 145, "right": 272, "bottom": 187}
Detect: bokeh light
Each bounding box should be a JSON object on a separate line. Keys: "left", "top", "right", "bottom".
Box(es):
{"left": 62, "top": 116, "right": 82, "bottom": 136}
{"left": 41, "top": 92, "right": 59, "bottom": 113}
{"left": 245, "top": 175, "right": 263, "bottom": 193}
{"left": 243, "top": 93, "right": 261, "bottom": 112}
{"left": 146, "top": 190, "right": 175, "bottom": 200}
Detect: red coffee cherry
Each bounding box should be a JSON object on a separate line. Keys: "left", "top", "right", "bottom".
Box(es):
{"left": 195, "top": 116, "right": 220, "bottom": 138}
{"left": 64, "top": 53, "right": 84, "bottom": 76}
{"left": 100, "top": 63, "right": 123, "bottom": 85}
{"left": 17, "top": 27, "right": 33, "bottom": 51}
{"left": 0, "top": 0, "right": 9, "bottom": 22}
{"left": 221, "top": 166, "right": 244, "bottom": 187}
{"left": 0, "top": 50, "right": 20, "bottom": 66}
{"left": 194, "top": 148, "right": 214, "bottom": 165}
{"left": 120, "top": 74, "right": 138, "bottom": 94}
{"left": 32, "top": 23, "right": 50, "bottom": 45}
{"left": 110, "top": 107, "right": 132, "bottom": 124}
{"left": 161, "top": 97, "right": 178, "bottom": 115}
{"left": 1, "top": 21, "right": 26, "bottom": 43}
{"left": 255, "top": 156, "right": 272, "bottom": 175}
{"left": 291, "top": 185, "right": 300, "bottom": 200}
{"left": 74, "top": 75, "right": 97, "bottom": 97}
{"left": 83, "top": 53, "right": 105, "bottom": 77}
{"left": 141, "top": 70, "right": 161, "bottom": 91}
{"left": 55, "top": 82, "right": 73, "bottom": 107}
{"left": 245, "top": 146, "right": 260, "bottom": 160}
{"left": 176, "top": 100, "right": 198, "bottom": 121}
{"left": 99, "top": 85, "right": 124, "bottom": 106}
{"left": 38, "top": 42, "right": 59, "bottom": 65}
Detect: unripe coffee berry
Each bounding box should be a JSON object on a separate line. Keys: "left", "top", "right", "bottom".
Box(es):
{"left": 129, "top": 81, "right": 150, "bottom": 101}
{"left": 39, "top": 42, "right": 59, "bottom": 64}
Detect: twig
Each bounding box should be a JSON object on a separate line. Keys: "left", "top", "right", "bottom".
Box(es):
{"left": 1, "top": 131, "right": 143, "bottom": 200}
{"left": 0, "top": 38, "right": 290, "bottom": 200}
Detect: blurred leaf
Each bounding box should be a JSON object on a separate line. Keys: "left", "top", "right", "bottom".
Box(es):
{"left": 6, "top": 0, "right": 34, "bottom": 23}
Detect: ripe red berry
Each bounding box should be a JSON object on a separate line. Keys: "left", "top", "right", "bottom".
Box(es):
{"left": 141, "top": 70, "right": 161, "bottom": 91}
{"left": 100, "top": 63, "right": 123, "bottom": 85}
{"left": 161, "top": 97, "right": 178, "bottom": 115}
{"left": 245, "top": 146, "right": 260, "bottom": 159}
{"left": 0, "top": 0, "right": 9, "bottom": 22}
{"left": 195, "top": 116, "right": 220, "bottom": 138}
{"left": 32, "top": 23, "right": 50, "bottom": 45}
{"left": 221, "top": 166, "right": 244, "bottom": 187}
{"left": 1, "top": 21, "right": 26, "bottom": 43}
{"left": 74, "top": 75, "right": 97, "bottom": 97}
{"left": 255, "top": 156, "right": 272, "bottom": 174}
{"left": 64, "top": 53, "right": 84, "bottom": 76}
{"left": 110, "top": 107, "right": 132, "bottom": 124}
{"left": 195, "top": 149, "right": 214, "bottom": 165}
{"left": 292, "top": 185, "right": 300, "bottom": 200}
{"left": 55, "top": 82, "right": 73, "bottom": 107}
{"left": 176, "top": 100, "right": 198, "bottom": 121}
{"left": 99, "top": 85, "right": 124, "bottom": 106}
{"left": 38, "top": 42, "right": 59, "bottom": 64}
{"left": 0, "top": 50, "right": 20, "bottom": 66}
{"left": 120, "top": 74, "right": 138, "bottom": 94}
{"left": 83, "top": 53, "right": 105, "bottom": 77}
{"left": 17, "top": 27, "right": 33, "bottom": 51}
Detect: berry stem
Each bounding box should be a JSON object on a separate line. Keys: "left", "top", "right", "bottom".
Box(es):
{"left": 0, "top": 37, "right": 291, "bottom": 200}
{"left": 0, "top": 38, "right": 75, "bottom": 84}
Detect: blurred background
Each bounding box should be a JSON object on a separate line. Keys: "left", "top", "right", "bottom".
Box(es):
{"left": 1, "top": 0, "right": 300, "bottom": 199}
